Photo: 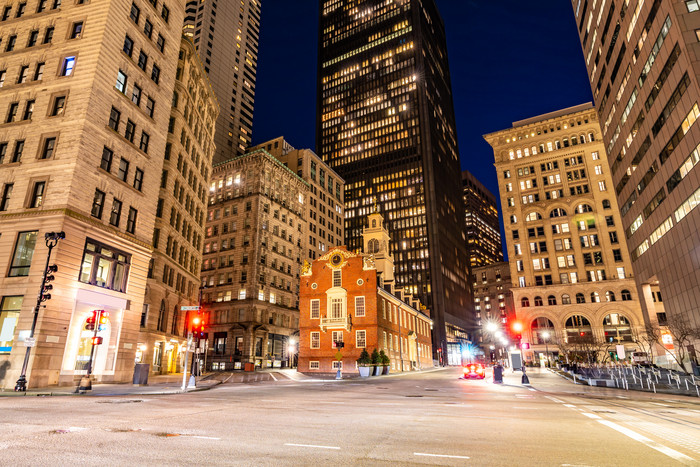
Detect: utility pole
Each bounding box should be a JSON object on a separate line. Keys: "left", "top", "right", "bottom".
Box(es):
{"left": 15, "top": 231, "right": 64, "bottom": 392}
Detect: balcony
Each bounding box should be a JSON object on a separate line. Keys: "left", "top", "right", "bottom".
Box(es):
{"left": 320, "top": 315, "right": 351, "bottom": 332}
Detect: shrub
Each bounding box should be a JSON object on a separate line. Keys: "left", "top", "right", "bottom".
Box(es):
{"left": 371, "top": 348, "right": 380, "bottom": 365}
{"left": 357, "top": 349, "right": 371, "bottom": 366}
{"left": 379, "top": 349, "right": 390, "bottom": 365}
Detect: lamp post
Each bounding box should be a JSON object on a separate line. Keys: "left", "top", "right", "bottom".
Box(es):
{"left": 287, "top": 337, "right": 296, "bottom": 369}
{"left": 15, "top": 231, "right": 65, "bottom": 392}
{"left": 542, "top": 331, "right": 551, "bottom": 367}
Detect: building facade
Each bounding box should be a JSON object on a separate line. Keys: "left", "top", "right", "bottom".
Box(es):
{"left": 183, "top": 0, "right": 260, "bottom": 163}
{"left": 139, "top": 36, "right": 218, "bottom": 376}
{"left": 0, "top": 0, "right": 184, "bottom": 388}
{"left": 485, "top": 104, "right": 647, "bottom": 364}
{"left": 462, "top": 170, "right": 503, "bottom": 267}
{"left": 316, "top": 0, "right": 472, "bottom": 360}
{"left": 571, "top": 0, "right": 700, "bottom": 347}
{"left": 250, "top": 136, "right": 345, "bottom": 261}
{"left": 200, "top": 149, "right": 307, "bottom": 370}
{"left": 298, "top": 210, "right": 433, "bottom": 374}
{"left": 472, "top": 262, "right": 514, "bottom": 361}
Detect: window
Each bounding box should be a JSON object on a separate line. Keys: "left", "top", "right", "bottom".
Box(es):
{"left": 139, "top": 131, "right": 149, "bottom": 153}
{"left": 356, "top": 330, "right": 366, "bottom": 348}
{"left": 43, "top": 26, "right": 54, "bottom": 44}
{"left": 115, "top": 71, "right": 129, "bottom": 95}
{"left": 332, "top": 269, "right": 341, "bottom": 287}
{"left": 6, "top": 103, "right": 18, "bottom": 123}
{"left": 156, "top": 34, "right": 165, "bottom": 52}
{"left": 548, "top": 295, "right": 556, "bottom": 306}
{"left": 39, "top": 137, "right": 56, "bottom": 160}
{"left": 110, "top": 198, "right": 122, "bottom": 226}
{"left": 5, "top": 35, "right": 16, "bottom": 51}
{"left": 100, "top": 146, "right": 113, "bottom": 172}
{"left": 133, "top": 168, "right": 143, "bottom": 191}
{"left": 61, "top": 56, "right": 75, "bottom": 76}
{"left": 310, "top": 299, "right": 320, "bottom": 319}
{"left": 9, "top": 231, "right": 37, "bottom": 276}
{"left": 22, "top": 100, "right": 34, "bottom": 120}
{"left": 146, "top": 97, "right": 155, "bottom": 117}
{"left": 11, "top": 140, "right": 24, "bottom": 162}
{"left": 143, "top": 19, "right": 153, "bottom": 38}
{"left": 126, "top": 207, "right": 137, "bottom": 233}
{"left": 27, "top": 30, "right": 38, "bottom": 47}
{"left": 51, "top": 96, "right": 66, "bottom": 116}
{"left": 70, "top": 21, "right": 83, "bottom": 39}
{"left": 621, "top": 289, "right": 632, "bottom": 301}
{"left": 534, "top": 296, "right": 543, "bottom": 307}
{"left": 355, "top": 296, "right": 365, "bottom": 317}
{"left": 1, "top": 5, "right": 10, "bottom": 19}
{"left": 129, "top": 2, "right": 140, "bottom": 23}
{"left": 78, "top": 238, "right": 130, "bottom": 292}
{"left": 161, "top": 4, "right": 169, "bottom": 22}
{"left": 108, "top": 107, "right": 120, "bottom": 130}
{"left": 17, "top": 66, "right": 29, "bottom": 84}
{"left": 34, "top": 62, "right": 44, "bottom": 81}
{"left": 91, "top": 189, "right": 105, "bottom": 218}
{"left": 151, "top": 64, "right": 160, "bottom": 84}
{"left": 576, "top": 293, "right": 585, "bottom": 304}
{"left": 0, "top": 295, "right": 23, "bottom": 353}
{"left": 137, "top": 51, "right": 148, "bottom": 71}
{"left": 331, "top": 330, "right": 343, "bottom": 347}
{"left": 131, "top": 84, "right": 141, "bottom": 106}
{"left": 125, "top": 120, "right": 136, "bottom": 142}
{"left": 123, "top": 35, "right": 134, "bottom": 56}
{"left": 118, "top": 158, "right": 129, "bottom": 181}
{"left": 561, "top": 294, "right": 571, "bottom": 305}
{"left": 521, "top": 297, "right": 529, "bottom": 307}
{"left": 309, "top": 361, "right": 320, "bottom": 370}
{"left": 0, "top": 183, "right": 12, "bottom": 211}
{"left": 0, "top": 70, "right": 5, "bottom": 87}
{"left": 310, "top": 331, "right": 320, "bottom": 349}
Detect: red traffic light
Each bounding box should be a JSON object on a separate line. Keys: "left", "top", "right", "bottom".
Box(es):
{"left": 99, "top": 311, "right": 109, "bottom": 325}
{"left": 580, "top": 332, "right": 585, "bottom": 337}
{"left": 86, "top": 311, "right": 98, "bottom": 324}
{"left": 91, "top": 336, "right": 103, "bottom": 345}
{"left": 511, "top": 321, "right": 523, "bottom": 332}
{"left": 521, "top": 343, "right": 530, "bottom": 349}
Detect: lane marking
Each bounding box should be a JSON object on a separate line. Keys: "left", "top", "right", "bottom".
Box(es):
{"left": 190, "top": 436, "right": 221, "bottom": 440}
{"left": 527, "top": 387, "right": 537, "bottom": 392}
{"left": 285, "top": 443, "right": 340, "bottom": 450}
{"left": 545, "top": 396, "right": 565, "bottom": 403}
{"left": 650, "top": 402, "right": 669, "bottom": 407}
{"left": 564, "top": 404, "right": 577, "bottom": 408}
{"left": 597, "top": 420, "right": 696, "bottom": 464}
{"left": 581, "top": 413, "right": 601, "bottom": 420}
{"left": 414, "top": 453, "right": 470, "bottom": 460}
{"left": 269, "top": 373, "right": 278, "bottom": 382}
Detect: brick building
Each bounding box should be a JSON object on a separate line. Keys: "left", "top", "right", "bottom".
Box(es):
{"left": 298, "top": 210, "right": 433, "bottom": 375}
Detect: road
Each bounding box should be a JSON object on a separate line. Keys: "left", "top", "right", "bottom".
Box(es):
{"left": 1, "top": 367, "right": 699, "bottom": 466}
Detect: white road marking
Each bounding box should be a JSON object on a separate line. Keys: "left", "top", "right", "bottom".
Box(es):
{"left": 190, "top": 436, "right": 220, "bottom": 440}
{"left": 545, "top": 396, "right": 565, "bottom": 403}
{"left": 285, "top": 443, "right": 340, "bottom": 450}
{"left": 414, "top": 453, "right": 470, "bottom": 460}
{"left": 564, "top": 404, "right": 576, "bottom": 408}
{"left": 527, "top": 387, "right": 537, "bottom": 392}
{"left": 597, "top": 420, "right": 696, "bottom": 465}
{"left": 650, "top": 402, "right": 669, "bottom": 407}
{"left": 581, "top": 413, "right": 601, "bottom": 420}
{"left": 269, "top": 373, "right": 278, "bottom": 381}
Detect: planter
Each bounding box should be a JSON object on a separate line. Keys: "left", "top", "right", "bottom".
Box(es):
{"left": 373, "top": 366, "right": 382, "bottom": 376}
{"left": 358, "top": 366, "right": 371, "bottom": 378}
{"left": 382, "top": 365, "right": 390, "bottom": 375}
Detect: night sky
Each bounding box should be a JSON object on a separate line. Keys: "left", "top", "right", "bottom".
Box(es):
{"left": 252, "top": 0, "right": 593, "bottom": 208}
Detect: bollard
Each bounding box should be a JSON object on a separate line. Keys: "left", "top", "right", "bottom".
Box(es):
{"left": 686, "top": 379, "right": 689, "bottom": 391}
{"left": 652, "top": 381, "right": 656, "bottom": 393}
{"left": 668, "top": 374, "right": 672, "bottom": 385}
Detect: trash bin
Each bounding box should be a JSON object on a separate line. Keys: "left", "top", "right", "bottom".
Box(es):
{"left": 244, "top": 362, "right": 254, "bottom": 372}
{"left": 133, "top": 363, "right": 149, "bottom": 385}
{"left": 493, "top": 364, "right": 503, "bottom": 384}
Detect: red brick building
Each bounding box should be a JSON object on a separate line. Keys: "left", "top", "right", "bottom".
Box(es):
{"left": 298, "top": 211, "right": 433, "bottom": 374}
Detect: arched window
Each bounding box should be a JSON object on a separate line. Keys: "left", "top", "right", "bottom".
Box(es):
{"left": 534, "top": 296, "right": 543, "bottom": 306}
{"left": 571, "top": 135, "right": 578, "bottom": 146}
{"left": 621, "top": 289, "right": 632, "bottom": 301}
{"left": 555, "top": 140, "right": 561, "bottom": 149}
{"left": 563, "top": 137, "right": 570, "bottom": 148}
{"left": 521, "top": 297, "right": 530, "bottom": 307}
{"left": 510, "top": 215, "right": 517, "bottom": 224}
{"left": 548, "top": 295, "right": 557, "bottom": 305}
{"left": 516, "top": 149, "right": 522, "bottom": 158}
{"left": 561, "top": 294, "right": 571, "bottom": 304}
{"left": 602, "top": 199, "right": 611, "bottom": 209}
{"left": 588, "top": 132, "right": 595, "bottom": 142}
{"left": 531, "top": 317, "right": 555, "bottom": 345}
{"left": 579, "top": 134, "right": 586, "bottom": 144}
{"left": 590, "top": 292, "right": 600, "bottom": 303}
{"left": 605, "top": 291, "right": 616, "bottom": 302}
{"left": 550, "top": 208, "right": 567, "bottom": 218}
{"left": 603, "top": 313, "right": 632, "bottom": 342}
{"left": 575, "top": 204, "right": 593, "bottom": 214}
{"left": 368, "top": 239, "right": 379, "bottom": 254}
{"left": 525, "top": 212, "right": 542, "bottom": 222}
{"left": 372, "top": 219, "right": 376, "bottom": 228}
{"left": 509, "top": 150, "right": 515, "bottom": 160}
{"left": 531, "top": 145, "right": 537, "bottom": 155}
{"left": 157, "top": 299, "right": 166, "bottom": 332}
{"left": 547, "top": 142, "right": 553, "bottom": 151}
{"left": 539, "top": 144, "right": 545, "bottom": 153}
{"left": 575, "top": 293, "right": 585, "bottom": 304}
{"left": 171, "top": 306, "right": 179, "bottom": 336}
{"left": 565, "top": 315, "right": 592, "bottom": 339}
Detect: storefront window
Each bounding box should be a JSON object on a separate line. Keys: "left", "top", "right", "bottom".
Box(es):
{"left": 0, "top": 296, "right": 23, "bottom": 353}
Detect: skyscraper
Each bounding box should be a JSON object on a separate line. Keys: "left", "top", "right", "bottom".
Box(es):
{"left": 316, "top": 0, "right": 472, "bottom": 361}
{"left": 571, "top": 1, "right": 700, "bottom": 334}
{"left": 462, "top": 170, "right": 503, "bottom": 267}
{"left": 183, "top": 0, "right": 260, "bottom": 163}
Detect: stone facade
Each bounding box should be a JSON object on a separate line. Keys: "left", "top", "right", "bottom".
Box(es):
{"left": 139, "top": 35, "right": 218, "bottom": 376}
{"left": 473, "top": 262, "right": 515, "bottom": 361}
{"left": 200, "top": 149, "right": 307, "bottom": 370}
{"left": 485, "top": 104, "right": 648, "bottom": 364}
{"left": 0, "top": 0, "right": 185, "bottom": 388}
{"left": 298, "top": 211, "right": 433, "bottom": 375}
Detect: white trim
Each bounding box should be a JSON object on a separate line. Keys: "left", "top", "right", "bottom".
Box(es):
{"left": 310, "top": 331, "right": 320, "bottom": 349}
{"left": 309, "top": 361, "right": 319, "bottom": 370}
{"left": 356, "top": 329, "right": 366, "bottom": 348}
{"left": 354, "top": 296, "right": 365, "bottom": 317}
{"left": 310, "top": 299, "right": 320, "bottom": 319}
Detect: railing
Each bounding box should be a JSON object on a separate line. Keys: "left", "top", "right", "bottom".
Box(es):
{"left": 320, "top": 315, "right": 351, "bottom": 331}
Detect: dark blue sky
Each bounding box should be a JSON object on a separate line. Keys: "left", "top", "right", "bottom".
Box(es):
{"left": 252, "top": 0, "right": 593, "bottom": 201}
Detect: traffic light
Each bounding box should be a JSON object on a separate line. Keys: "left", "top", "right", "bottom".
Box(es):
{"left": 86, "top": 310, "right": 98, "bottom": 331}
{"left": 98, "top": 311, "right": 109, "bottom": 331}
{"left": 42, "top": 265, "right": 58, "bottom": 301}
{"left": 91, "top": 336, "right": 103, "bottom": 345}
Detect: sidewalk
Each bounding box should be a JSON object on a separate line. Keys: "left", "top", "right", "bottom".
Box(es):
{"left": 0, "top": 373, "right": 220, "bottom": 397}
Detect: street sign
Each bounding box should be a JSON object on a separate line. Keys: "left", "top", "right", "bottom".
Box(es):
{"left": 24, "top": 337, "right": 36, "bottom": 348}
{"left": 180, "top": 306, "right": 200, "bottom": 311}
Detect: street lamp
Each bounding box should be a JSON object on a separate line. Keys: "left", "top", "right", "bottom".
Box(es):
{"left": 542, "top": 331, "right": 551, "bottom": 367}
{"left": 287, "top": 337, "right": 296, "bottom": 369}
{"left": 15, "top": 231, "right": 65, "bottom": 392}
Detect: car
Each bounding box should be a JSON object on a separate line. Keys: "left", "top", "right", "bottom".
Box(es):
{"left": 461, "top": 363, "right": 486, "bottom": 379}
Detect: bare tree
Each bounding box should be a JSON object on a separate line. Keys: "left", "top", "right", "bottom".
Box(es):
{"left": 664, "top": 313, "right": 700, "bottom": 373}
{"left": 632, "top": 324, "right": 660, "bottom": 363}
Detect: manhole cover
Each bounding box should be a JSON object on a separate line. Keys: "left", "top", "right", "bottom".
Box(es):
{"left": 405, "top": 395, "right": 424, "bottom": 398}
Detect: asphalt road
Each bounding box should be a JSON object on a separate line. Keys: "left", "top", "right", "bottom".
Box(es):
{"left": 1, "top": 367, "right": 699, "bottom": 466}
